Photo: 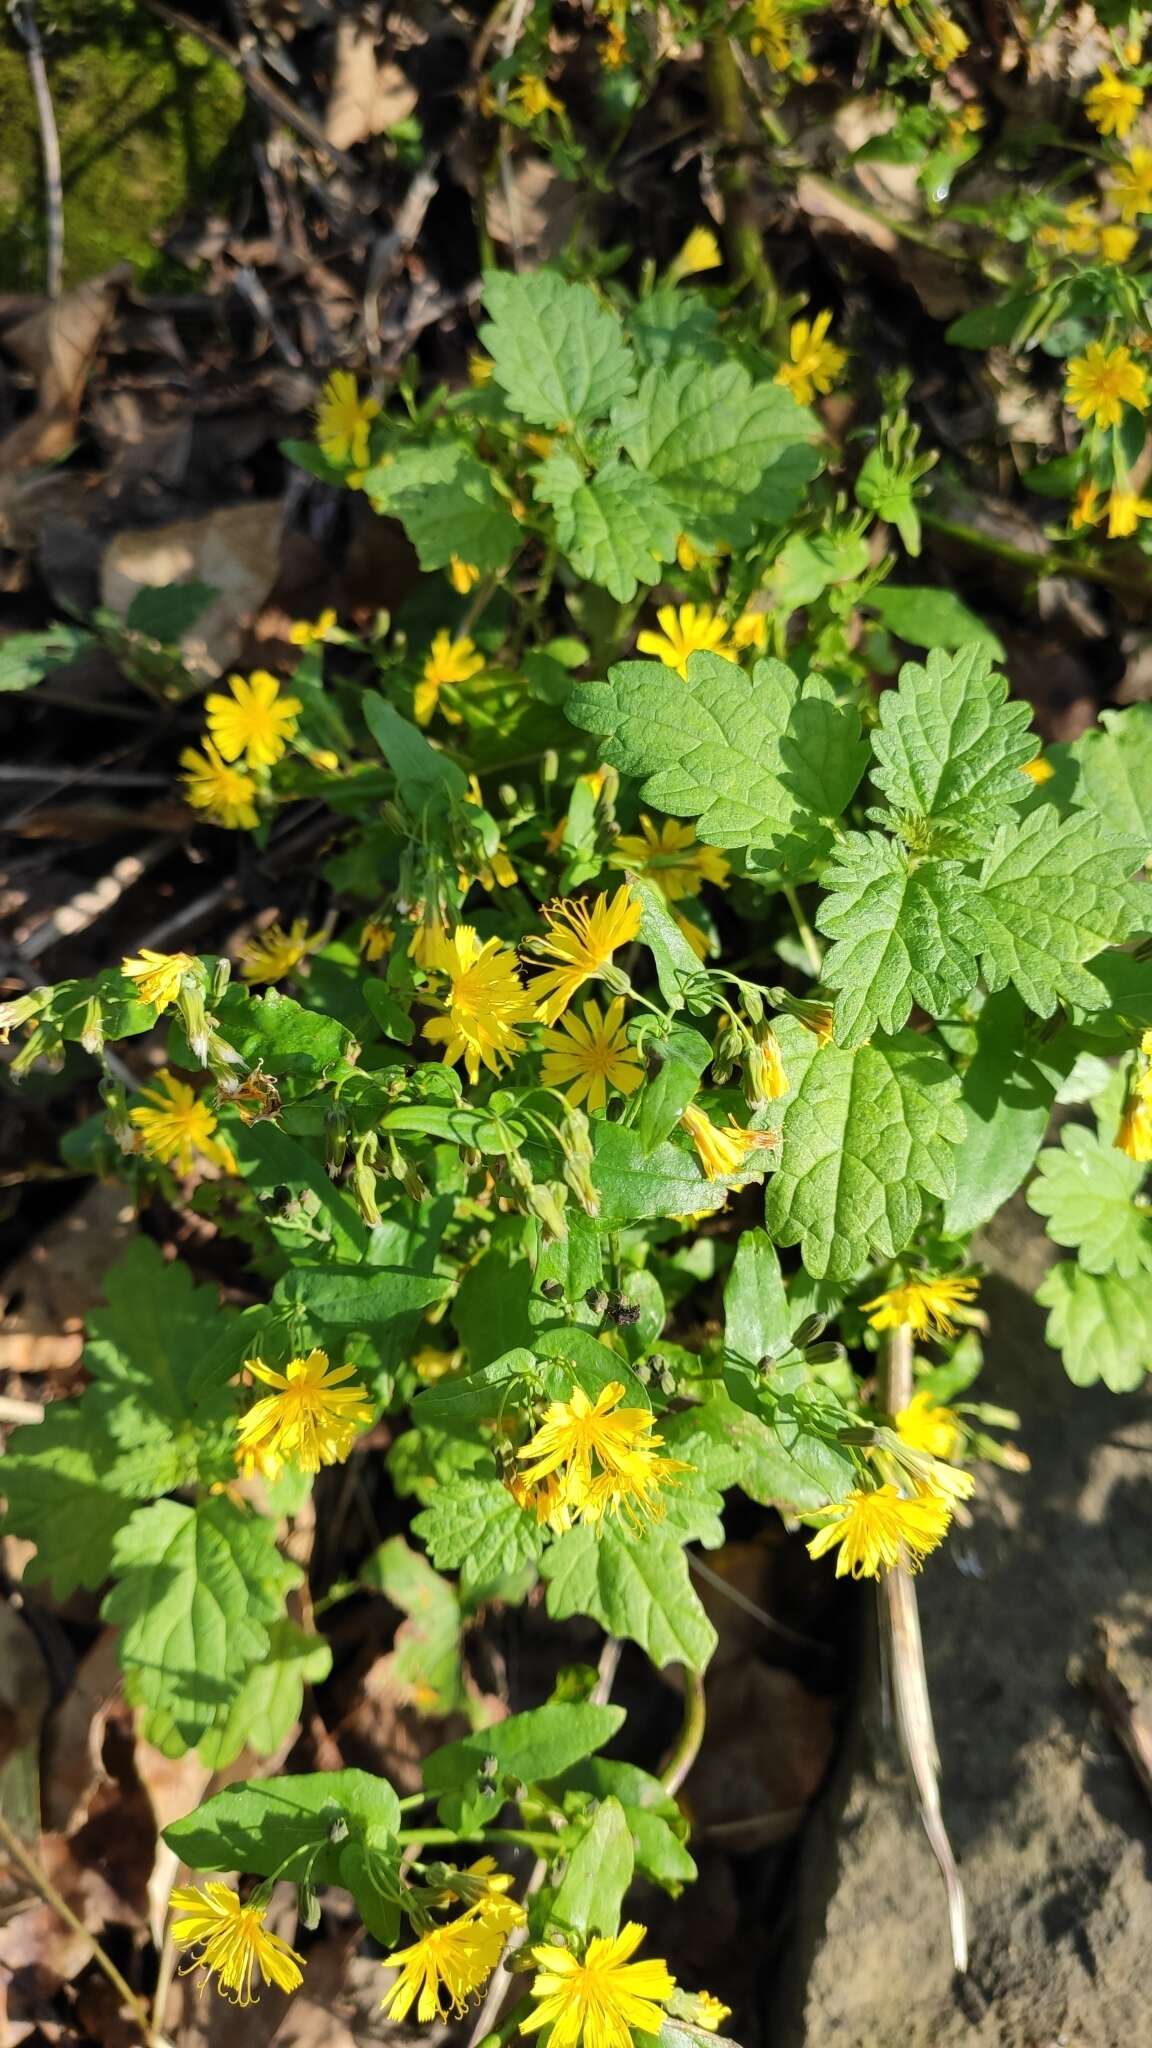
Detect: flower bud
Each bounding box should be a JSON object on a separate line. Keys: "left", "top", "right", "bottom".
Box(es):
{"left": 325, "top": 1105, "right": 350, "bottom": 1176}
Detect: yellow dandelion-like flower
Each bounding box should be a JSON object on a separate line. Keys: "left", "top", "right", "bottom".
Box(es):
{"left": 775, "top": 309, "right": 847, "bottom": 406}
{"left": 288, "top": 610, "right": 337, "bottom": 650}
{"left": 520, "top": 1922, "right": 675, "bottom": 2048}
{"left": 448, "top": 554, "right": 482, "bottom": 594}
{"left": 690, "top": 1991, "right": 732, "bottom": 2033}
{"left": 1100, "top": 224, "right": 1139, "bottom": 263}
{"left": 130, "top": 1069, "right": 236, "bottom": 1177}
{"left": 862, "top": 1273, "right": 980, "bottom": 1340}
{"left": 915, "top": 8, "right": 968, "bottom": 69}
{"left": 422, "top": 925, "right": 535, "bottom": 1083}
{"left": 1108, "top": 147, "right": 1152, "bottom": 224}
{"left": 680, "top": 1102, "right": 778, "bottom": 1181}
{"left": 895, "top": 1388, "right": 964, "bottom": 1463}
{"left": 180, "top": 740, "right": 260, "bottom": 830}
{"left": 382, "top": 1898, "right": 521, "bottom": 2023}
{"left": 238, "top": 918, "right": 324, "bottom": 984}
{"left": 205, "top": 670, "right": 302, "bottom": 770}
{"left": 611, "top": 815, "right": 731, "bottom": 902}
{"left": 509, "top": 73, "right": 565, "bottom": 119}
{"left": 732, "top": 608, "right": 769, "bottom": 650}
{"left": 1020, "top": 754, "right": 1055, "bottom": 784}
{"left": 1106, "top": 488, "right": 1152, "bottom": 538}
{"left": 469, "top": 350, "right": 494, "bottom": 387}
{"left": 1066, "top": 341, "right": 1150, "bottom": 428}
{"left": 518, "top": 1382, "right": 658, "bottom": 1489}
{"left": 121, "top": 949, "right": 196, "bottom": 1011}
{"left": 415, "top": 630, "right": 485, "bottom": 726}
{"left": 360, "top": 914, "right": 395, "bottom": 961}
{"left": 1071, "top": 480, "right": 1104, "bottom": 531}
{"left": 530, "top": 885, "right": 642, "bottom": 1026}
{"left": 540, "top": 996, "right": 644, "bottom": 1114}
{"left": 748, "top": 0, "right": 795, "bottom": 68}
{"left": 807, "top": 1482, "right": 953, "bottom": 1578}
{"left": 1085, "top": 64, "right": 1144, "bottom": 140}
{"left": 637, "top": 602, "right": 734, "bottom": 678}
{"left": 668, "top": 226, "right": 723, "bottom": 281}
{"left": 316, "top": 370, "right": 381, "bottom": 468}
{"left": 1115, "top": 1088, "right": 1152, "bottom": 1161}
{"left": 235, "top": 1349, "right": 372, "bottom": 1481}
{"left": 170, "top": 1883, "right": 305, "bottom": 2007}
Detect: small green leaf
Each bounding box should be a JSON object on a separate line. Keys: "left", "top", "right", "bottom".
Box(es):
{"left": 413, "top": 1476, "right": 546, "bottom": 1601}
{"left": 0, "top": 1404, "right": 136, "bottom": 1599}
{"left": 125, "top": 582, "right": 218, "bottom": 642}
{"left": 534, "top": 454, "right": 678, "bottom": 602}
{"left": 1069, "top": 705, "right": 1152, "bottom": 858}
{"left": 164, "top": 1769, "right": 401, "bottom": 1882}
{"left": 274, "top": 1261, "right": 444, "bottom": 1329}
{"left": 613, "top": 358, "right": 814, "bottom": 544}
{"left": 1027, "top": 1123, "right": 1152, "bottom": 1277}
{"left": 552, "top": 1796, "right": 634, "bottom": 1939}
{"left": 542, "top": 1522, "right": 717, "bottom": 1671}
{"left": 362, "top": 1536, "right": 464, "bottom": 1716}
{"left": 723, "top": 1229, "right": 791, "bottom": 1365}
{"left": 636, "top": 1026, "right": 713, "bottom": 1154}
{"left": 591, "top": 1120, "right": 732, "bottom": 1226}
{"left": 941, "top": 990, "right": 1072, "bottom": 1236}
{"left": 558, "top": 1758, "right": 695, "bottom": 1892}
{"left": 817, "top": 833, "right": 980, "bottom": 1043}
{"left": 869, "top": 644, "right": 1035, "bottom": 847}
{"left": 1035, "top": 1262, "right": 1152, "bottom": 1391}
{"left": 363, "top": 695, "right": 469, "bottom": 801}
{"left": 480, "top": 271, "right": 636, "bottom": 428}
{"left": 421, "top": 1701, "right": 626, "bottom": 1793}
{"left": 0, "top": 624, "right": 94, "bottom": 691}
{"left": 866, "top": 589, "right": 1003, "bottom": 657}
{"left": 363, "top": 442, "right": 518, "bottom": 572}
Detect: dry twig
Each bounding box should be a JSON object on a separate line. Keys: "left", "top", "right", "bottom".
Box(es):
{"left": 9, "top": 1, "right": 63, "bottom": 298}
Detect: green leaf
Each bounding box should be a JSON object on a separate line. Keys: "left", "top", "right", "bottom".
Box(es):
{"left": 591, "top": 1120, "right": 733, "bottom": 1226}
{"left": 723, "top": 1229, "right": 791, "bottom": 1365}
{"left": 421, "top": 1701, "right": 626, "bottom": 1793}
{"left": 636, "top": 1025, "right": 714, "bottom": 1154}
{"left": 941, "top": 990, "right": 1072, "bottom": 1236}
{"left": 210, "top": 985, "right": 353, "bottom": 1082}
{"left": 1034, "top": 1262, "right": 1152, "bottom": 1391}
{"left": 1027, "top": 1123, "right": 1152, "bottom": 1277}
{"left": 0, "top": 624, "right": 94, "bottom": 691}
{"left": 195, "top": 1621, "right": 333, "bottom": 1769}
{"left": 1069, "top": 705, "right": 1152, "bottom": 858}
{"left": 412, "top": 1347, "right": 541, "bottom": 1438}
{"left": 164, "top": 1769, "right": 401, "bottom": 1883}
{"left": 969, "top": 808, "right": 1144, "bottom": 1017}
{"left": 413, "top": 1476, "right": 546, "bottom": 1601}
{"left": 552, "top": 1796, "right": 635, "bottom": 1939}
{"left": 362, "top": 1536, "right": 464, "bottom": 1716}
{"left": 103, "top": 1498, "right": 301, "bottom": 1750}
{"left": 124, "top": 582, "right": 218, "bottom": 641}
{"left": 228, "top": 1121, "right": 369, "bottom": 1262}
{"left": 866, "top": 589, "right": 1004, "bottom": 657}
{"left": 613, "top": 358, "right": 814, "bottom": 543}
{"left": 543, "top": 1522, "right": 717, "bottom": 1671}
{"left": 534, "top": 454, "right": 678, "bottom": 601}
{"left": 558, "top": 1758, "right": 695, "bottom": 1892}
{"left": 363, "top": 694, "right": 469, "bottom": 802}
{"left": 817, "top": 833, "right": 980, "bottom": 1043}
{"left": 364, "top": 442, "right": 519, "bottom": 572}
{"left": 0, "top": 1404, "right": 136, "bottom": 1599}
{"left": 570, "top": 654, "right": 866, "bottom": 872}
{"left": 632, "top": 875, "right": 710, "bottom": 1013}
{"left": 689, "top": 1389, "right": 854, "bottom": 1510}
{"left": 480, "top": 271, "right": 636, "bottom": 428}
{"left": 628, "top": 287, "right": 722, "bottom": 368}
{"left": 84, "top": 1238, "right": 245, "bottom": 1441}
{"left": 762, "top": 1020, "right": 965, "bottom": 1280}
{"left": 274, "top": 1261, "right": 445, "bottom": 1329}
{"left": 869, "top": 645, "right": 1035, "bottom": 848}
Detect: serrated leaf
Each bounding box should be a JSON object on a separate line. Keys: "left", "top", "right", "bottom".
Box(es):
{"left": 542, "top": 1521, "right": 717, "bottom": 1671}
{"left": 968, "top": 808, "right": 1144, "bottom": 1017}
{"left": 866, "top": 589, "right": 1003, "bottom": 657}
{"left": 104, "top": 1499, "right": 301, "bottom": 1749}
{"left": 0, "top": 624, "right": 94, "bottom": 691}
{"left": 195, "top": 1621, "right": 333, "bottom": 1769}
{"left": 0, "top": 1404, "right": 136, "bottom": 1599}
{"left": 570, "top": 654, "right": 866, "bottom": 872}
{"left": 689, "top": 1388, "right": 854, "bottom": 1510}
{"left": 1069, "top": 705, "right": 1152, "bottom": 857}
{"left": 1027, "top": 1123, "right": 1152, "bottom": 1277}
{"left": 363, "top": 694, "right": 469, "bottom": 802}
{"left": 817, "top": 833, "right": 980, "bottom": 1043}
{"left": 413, "top": 1475, "right": 546, "bottom": 1600}
{"left": 480, "top": 271, "right": 636, "bottom": 428}
{"left": 362, "top": 1536, "right": 464, "bottom": 1715}
{"left": 613, "top": 358, "right": 814, "bottom": 543}
{"left": 164, "top": 1769, "right": 401, "bottom": 1882}
{"left": 533, "top": 454, "right": 678, "bottom": 601}
{"left": 762, "top": 1019, "right": 965, "bottom": 1280}
{"left": 869, "top": 645, "right": 1035, "bottom": 847}
{"left": 363, "top": 442, "right": 519, "bottom": 572}
{"left": 1035, "top": 1261, "right": 1152, "bottom": 1391}
{"left": 628, "top": 287, "right": 723, "bottom": 368}
{"left": 422, "top": 1701, "right": 625, "bottom": 1792}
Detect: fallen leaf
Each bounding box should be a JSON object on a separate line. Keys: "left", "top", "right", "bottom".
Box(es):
{"left": 101, "top": 503, "right": 284, "bottom": 677}
{"left": 325, "top": 25, "right": 417, "bottom": 149}
{"left": 0, "top": 270, "right": 129, "bottom": 472}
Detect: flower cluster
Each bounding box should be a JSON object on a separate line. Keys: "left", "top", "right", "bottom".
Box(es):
{"left": 511, "top": 1382, "right": 688, "bottom": 1530}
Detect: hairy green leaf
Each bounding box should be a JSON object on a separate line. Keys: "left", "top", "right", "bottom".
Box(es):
{"left": 534, "top": 454, "right": 678, "bottom": 600}
{"left": 552, "top": 1797, "right": 634, "bottom": 1939}
{"left": 1027, "top": 1123, "right": 1152, "bottom": 1277}
{"left": 866, "top": 588, "right": 1003, "bottom": 657}
{"left": 422, "top": 1702, "right": 626, "bottom": 1792}
{"left": 480, "top": 271, "right": 636, "bottom": 428}
{"left": 968, "top": 809, "right": 1144, "bottom": 1017}
{"left": 543, "top": 1520, "right": 717, "bottom": 1671}
{"left": 195, "top": 1622, "right": 333, "bottom": 1770}
{"left": 363, "top": 442, "right": 519, "bottom": 571}
{"left": 613, "top": 358, "right": 814, "bottom": 541}
{"left": 817, "top": 833, "right": 980, "bottom": 1043}
{"left": 165, "top": 1769, "right": 400, "bottom": 1882}
{"left": 1035, "top": 1261, "right": 1152, "bottom": 1392}
{"left": 869, "top": 645, "right": 1035, "bottom": 847}
{"left": 413, "top": 1475, "right": 546, "bottom": 1599}
{"left": 942, "top": 990, "right": 1073, "bottom": 1237}
{"left": 0, "top": 1404, "right": 136, "bottom": 1599}
{"left": 1069, "top": 704, "right": 1152, "bottom": 857}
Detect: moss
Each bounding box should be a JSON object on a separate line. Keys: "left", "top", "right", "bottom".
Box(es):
{"left": 0, "top": 3, "right": 246, "bottom": 290}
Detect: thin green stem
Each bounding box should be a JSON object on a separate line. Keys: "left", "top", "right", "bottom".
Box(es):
{"left": 661, "top": 1666, "right": 706, "bottom": 1796}
{"left": 921, "top": 509, "right": 1149, "bottom": 594}
{"left": 395, "top": 1827, "right": 560, "bottom": 1853}
{"left": 782, "top": 883, "right": 823, "bottom": 978}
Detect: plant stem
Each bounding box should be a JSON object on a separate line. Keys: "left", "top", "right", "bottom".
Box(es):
{"left": 0, "top": 1811, "right": 156, "bottom": 2038}
{"left": 920, "top": 508, "right": 1150, "bottom": 595}
{"left": 703, "top": 33, "right": 777, "bottom": 317}
{"left": 395, "top": 1827, "right": 560, "bottom": 1852}
{"left": 783, "top": 882, "right": 823, "bottom": 978}
{"left": 660, "top": 1666, "right": 706, "bottom": 1797}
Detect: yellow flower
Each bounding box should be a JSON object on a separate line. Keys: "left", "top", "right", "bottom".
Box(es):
{"left": 691, "top": 1991, "right": 732, "bottom": 2033}
{"left": 680, "top": 1102, "right": 777, "bottom": 1181}
{"left": 121, "top": 949, "right": 196, "bottom": 1011}
{"left": 775, "top": 309, "right": 847, "bottom": 406}
{"left": 748, "top": 0, "right": 795, "bottom": 68}
{"left": 509, "top": 74, "right": 564, "bottom": 119}
{"left": 1067, "top": 341, "right": 1150, "bottom": 429}
{"left": 1109, "top": 147, "right": 1152, "bottom": 223}
{"left": 748, "top": 1024, "right": 790, "bottom": 1102}
{"left": 316, "top": 369, "right": 380, "bottom": 468}
{"left": 422, "top": 925, "right": 535, "bottom": 1082}
{"left": 1020, "top": 754, "right": 1055, "bottom": 784}
{"left": 520, "top": 1922, "right": 675, "bottom": 2048}
{"left": 863, "top": 1273, "right": 981, "bottom": 1340}
{"left": 612, "top": 816, "right": 731, "bottom": 902}
{"left": 1115, "top": 1089, "right": 1152, "bottom": 1160}
{"left": 1038, "top": 197, "right": 1099, "bottom": 257}
{"left": 288, "top": 610, "right": 337, "bottom": 650}
{"left": 238, "top": 918, "right": 324, "bottom": 983}
{"left": 530, "top": 885, "right": 642, "bottom": 1026}
{"left": 469, "top": 350, "right": 494, "bottom": 386}
{"left": 235, "top": 1349, "right": 372, "bottom": 1481}
{"left": 540, "top": 996, "right": 644, "bottom": 1113}
{"left": 895, "top": 1388, "right": 964, "bottom": 1463}
{"left": 382, "top": 1898, "right": 521, "bottom": 2023}
{"left": 668, "top": 226, "right": 723, "bottom": 281}
{"left": 1085, "top": 64, "right": 1144, "bottom": 140}
{"left": 518, "top": 1383, "right": 658, "bottom": 1491}
{"left": 1106, "top": 487, "right": 1152, "bottom": 537}
{"left": 170, "top": 1883, "right": 304, "bottom": 2006}
{"left": 602, "top": 19, "right": 628, "bottom": 67}
{"left": 415, "top": 631, "right": 485, "bottom": 725}
{"left": 675, "top": 534, "right": 705, "bottom": 571}
{"left": 360, "top": 914, "right": 395, "bottom": 961}
{"left": 205, "top": 671, "right": 302, "bottom": 769}
{"left": 916, "top": 8, "right": 968, "bottom": 69}
{"left": 806, "top": 1482, "right": 953, "bottom": 1578}
{"left": 673, "top": 907, "right": 711, "bottom": 960}
{"left": 130, "top": 1070, "right": 236, "bottom": 1176}
{"left": 1071, "top": 479, "right": 1104, "bottom": 530}
{"left": 448, "top": 554, "right": 482, "bottom": 594}
{"left": 637, "top": 602, "right": 734, "bottom": 678}
{"left": 1100, "top": 223, "right": 1139, "bottom": 263}
{"left": 732, "top": 608, "right": 769, "bottom": 650}
{"left": 413, "top": 1344, "right": 462, "bottom": 1383}
{"left": 181, "top": 739, "right": 260, "bottom": 830}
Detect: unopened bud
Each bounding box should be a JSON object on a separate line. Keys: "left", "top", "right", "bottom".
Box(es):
{"left": 325, "top": 1105, "right": 350, "bottom": 1177}
{"left": 498, "top": 782, "right": 518, "bottom": 811}
{"left": 298, "top": 1884, "right": 321, "bottom": 1931}
{"left": 792, "top": 1313, "right": 826, "bottom": 1348}
{"left": 804, "top": 1341, "right": 845, "bottom": 1367}
{"left": 79, "top": 995, "right": 104, "bottom": 1057}
{"left": 585, "top": 1286, "right": 609, "bottom": 1316}
{"left": 210, "top": 957, "right": 232, "bottom": 1002}
{"left": 178, "top": 983, "right": 211, "bottom": 1065}
{"left": 540, "top": 1278, "right": 565, "bottom": 1302}
{"left": 711, "top": 1013, "right": 743, "bottom": 1085}
{"left": 541, "top": 749, "right": 559, "bottom": 785}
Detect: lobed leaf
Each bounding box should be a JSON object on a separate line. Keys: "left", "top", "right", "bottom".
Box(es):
{"left": 480, "top": 271, "right": 636, "bottom": 428}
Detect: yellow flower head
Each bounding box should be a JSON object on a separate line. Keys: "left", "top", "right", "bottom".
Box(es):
{"left": 691, "top": 1991, "right": 732, "bottom": 2033}
{"left": 383, "top": 1896, "right": 523, "bottom": 2023}
{"left": 540, "top": 996, "right": 644, "bottom": 1113}
{"left": 238, "top": 918, "right": 324, "bottom": 984}
{"left": 170, "top": 1883, "right": 305, "bottom": 2006}
{"left": 180, "top": 739, "right": 260, "bottom": 830}
{"left": 1115, "top": 1088, "right": 1152, "bottom": 1161}
{"left": 862, "top": 1273, "right": 980, "bottom": 1340}
{"left": 748, "top": 0, "right": 795, "bottom": 68}
{"left": 637, "top": 602, "right": 734, "bottom": 678}
{"left": 775, "top": 308, "right": 847, "bottom": 406}
{"left": 316, "top": 370, "right": 381, "bottom": 468}
{"left": 1070, "top": 480, "right": 1104, "bottom": 531}
{"left": 1100, "top": 223, "right": 1139, "bottom": 263}
{"left": 448, "top": 554, "right": 482, "bottom": 594}
{"left": 235, "top": 1349, "right": 372, "bottom": 1481}
{"left": 680, "top": 1102, "right": 778, "bottom": 1181}
{"left": 520, "top": 1922, "right": 675, "bottom": 2048}
{"left": 121, "top": 949, "right": 196, "bottom": 1011}
{"left": 1107, "top": 487, "right": 1152, "bottom": 538}
{"left": 668, "top": 226, "right": 723, "bottom": 281}
{"left": 360, "top": 914, "right": 395, "bottom": 961}
{"left": 205, "top": 671, "right": 302, "bottom": 769}
{"left": 1066, "top": 342, "right": 1150, "bottom": 429}
{"left": 509, "top": 73, "right": 565, "bottom": 120}
{"left": 611, "top": 816, "right": 731, "bottom": 902}
{"left": 530, "top": 885, "right": 642, "bottom": 1026}
{"left": 732, "top": 608, "right": 769, "bottom": 651}
{"left": 807, "top": 1482, "right": 953, "bottom": 1578}
{"left": 1085, "top": 64, "right": 1144, "bottom": 140}
{"left": 1020, "top": 753, "right": 1055, "bottom": 784}
{"left": 415, "top": 631, "right": 485, "bottom": 725}
{"left": 916, "top": 8, "right": 969, "bottom": 69}
{"left": 516, "top": 1382, "right": 686, "bottom": 1529}
{"left": 288, "top": 609, "right": 337, "bottom": 650}
{"left": 130, "top": 1070, "right": 236, "bottom": 1177}
{"left": 1108, "top": 146, "right": 1152, "bottom": 224}
{"left": 895, "top": 1388, "right": 964, "bottom": 1463}
{"left": 422, "top": 925, "right": 535, "bottom": 1082}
